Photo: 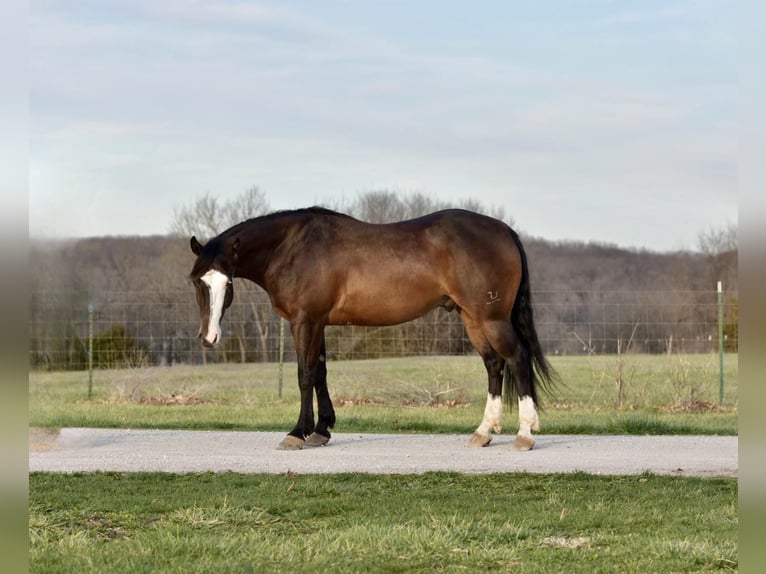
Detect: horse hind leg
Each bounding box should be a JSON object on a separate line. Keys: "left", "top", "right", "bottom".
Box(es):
{"left": 482, "top": 320, "right": 540, "bottom": 451}
{"left": 511, "top": 391, "right": 540, "bottom": 451}
{"left": 467, "top": 350, "right": 505, "bottom": 448}
{"left": 462, "top": 314, "right": 504, "bottom": 448}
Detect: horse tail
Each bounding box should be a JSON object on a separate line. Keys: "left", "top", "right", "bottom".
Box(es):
{"left": 503, "top": 228, "right": 557, "bottom": 410}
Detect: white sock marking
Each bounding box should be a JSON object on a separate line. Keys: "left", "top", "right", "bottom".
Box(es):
{"left": 517, "top": 395, "right": 540, "bottom": 438}
{"left": 474, "top": 393, "right": 503, "bottom": 437}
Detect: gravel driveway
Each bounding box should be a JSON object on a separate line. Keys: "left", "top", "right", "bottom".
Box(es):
{"left": 29, "top": 428, "right": 737, "bottom": 477}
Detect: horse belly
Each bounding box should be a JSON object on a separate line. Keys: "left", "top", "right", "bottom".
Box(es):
{"left": 328, "top": 275, "right": 444, "bottom": 327}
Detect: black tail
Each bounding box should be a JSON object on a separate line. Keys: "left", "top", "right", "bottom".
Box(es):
{"left": 503, "top": 229, "right": 557, "bottom": 410}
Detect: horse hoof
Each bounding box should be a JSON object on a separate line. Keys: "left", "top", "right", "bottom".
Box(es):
{"left": 510, "top": 435, "right": 536, "bottom": 451}
{"left": 277, "top": 435, "right": 305, "bottom": 450}
{"left": 305, "top": 432, "right": 330, "bottom": 447}
{"left": 466, "top": 432, "right": 492, "bottom": 448}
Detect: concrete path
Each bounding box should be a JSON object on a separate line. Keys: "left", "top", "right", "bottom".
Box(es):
{"left": 29, "top": 428, "right": 737, "bottom": 477}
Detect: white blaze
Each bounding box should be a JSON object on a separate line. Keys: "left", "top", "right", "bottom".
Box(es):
{"left": 201, "top": 269, "right": 229, "bottom": 346}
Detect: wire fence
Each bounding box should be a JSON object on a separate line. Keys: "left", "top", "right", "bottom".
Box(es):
{"left": 28, "top": 285, "right": 738, "bottom": 371}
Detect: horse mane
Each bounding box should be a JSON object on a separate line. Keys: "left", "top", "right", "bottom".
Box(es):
{"left": 263, "top": 206, "right": 351, "bottom": 220}
{"left": 190, "top": 207, "right": 353, "bottom": 279}
{"left": 226, "top": 206, "right": 351, "bottom": 229}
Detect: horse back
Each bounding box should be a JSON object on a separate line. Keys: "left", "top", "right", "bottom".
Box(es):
{"left": 265, "top": 209, "right": 522, "bottom": 324}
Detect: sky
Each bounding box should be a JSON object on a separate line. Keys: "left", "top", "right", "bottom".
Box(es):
{"left": 28, "top": 0, "right": 736, "bottom": 252}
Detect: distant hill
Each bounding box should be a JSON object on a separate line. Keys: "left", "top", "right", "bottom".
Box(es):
{"left": 28, "top": 232, "right": 737, "bottom": 369}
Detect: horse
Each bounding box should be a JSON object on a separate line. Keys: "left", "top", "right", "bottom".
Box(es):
{"left": 189, "top": 207, "right": 555, "bottom": 451}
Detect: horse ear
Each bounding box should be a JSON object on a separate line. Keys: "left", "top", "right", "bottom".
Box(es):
{"left": 190, "top": 236, "right": 203, "bottom": 256}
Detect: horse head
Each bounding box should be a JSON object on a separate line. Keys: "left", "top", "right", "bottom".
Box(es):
{"left": 189, "top": 235, "right": 239, "bottom": 347}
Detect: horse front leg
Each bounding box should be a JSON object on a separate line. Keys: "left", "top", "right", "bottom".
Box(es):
{"left": 305, "top": 338, "right": 335, "bottom": 447}
{"left": 278, "top": 321, "right": 324, "bottom": 450}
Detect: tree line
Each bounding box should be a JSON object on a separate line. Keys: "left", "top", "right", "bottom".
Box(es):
{"left": 28, "top": 189, "right": 738, "bottom": 370}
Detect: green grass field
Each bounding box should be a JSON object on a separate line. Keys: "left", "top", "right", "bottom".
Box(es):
{"left": 29, "top": 354, "right": 739, "bottom": 572}
{"left": 29, "top": 472, "right": 737, "bottom": 573}
{"left": 29, "top": 354, "right": 738, "bottom": 436}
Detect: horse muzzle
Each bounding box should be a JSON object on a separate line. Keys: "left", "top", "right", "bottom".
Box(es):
{"left": 199, "top": 329, "right": 220, "bottom": 348}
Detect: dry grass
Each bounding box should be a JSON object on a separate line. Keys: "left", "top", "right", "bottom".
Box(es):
{"left": 29, "top": 354, "right": 738, "bottom": 435}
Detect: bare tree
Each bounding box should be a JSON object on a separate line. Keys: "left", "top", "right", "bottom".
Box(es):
{"left": 169, "top": 186, "right": 270, "bottom": 240}
{"left": 347, "top": 189, "right": 513, "bottom": 226}
{"left": 349, "top": 190, "right": 408, "bottom": 223}
{"left": 696, "top": 222, "right": 738, "bottom": 291}
{"left": 456, "top": 197, "right": 513, "bottom": 227}
{"left": 698, "top": 222, "right": 737, "bottom": 255}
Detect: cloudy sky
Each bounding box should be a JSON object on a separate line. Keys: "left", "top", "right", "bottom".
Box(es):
{"left": 29, "top": 0, "right": 736, "bottom": 251}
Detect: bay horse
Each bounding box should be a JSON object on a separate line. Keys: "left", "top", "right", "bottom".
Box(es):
{"left": 189, "top": 207, "right": 555, "bottom": 451}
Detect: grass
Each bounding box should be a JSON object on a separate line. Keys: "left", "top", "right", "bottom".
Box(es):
{"left": 29, "top": 354, "right": 738, "bottom": 436}
{"left": 29, "top": 471, "right": 737, "bottom": 573}
{"left": 28, "top": 355, "right": 739, "bottom": 572}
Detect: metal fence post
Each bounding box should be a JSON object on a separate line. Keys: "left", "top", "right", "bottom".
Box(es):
{"left": 717, "top": 281, "right": 724, "bottom": 405}
{"left": 278, "top": 318, "right": 285, "bottom": 399}
{"left": 87, "top": 303, "right": 94, "bottom": 400}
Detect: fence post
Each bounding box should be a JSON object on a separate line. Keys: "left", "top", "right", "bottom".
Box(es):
{"left": 278, "top": 318, "right": 285, "bottom": 399}
{"left": 717, "top": 281, "right": 724, "bottom": 405}
{"left": 87, "top": 303, "right": 94, "bottom": 400}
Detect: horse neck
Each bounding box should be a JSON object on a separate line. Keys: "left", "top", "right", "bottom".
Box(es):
{"left": 230, "top": 215, "right": 297, "bottom": 287}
